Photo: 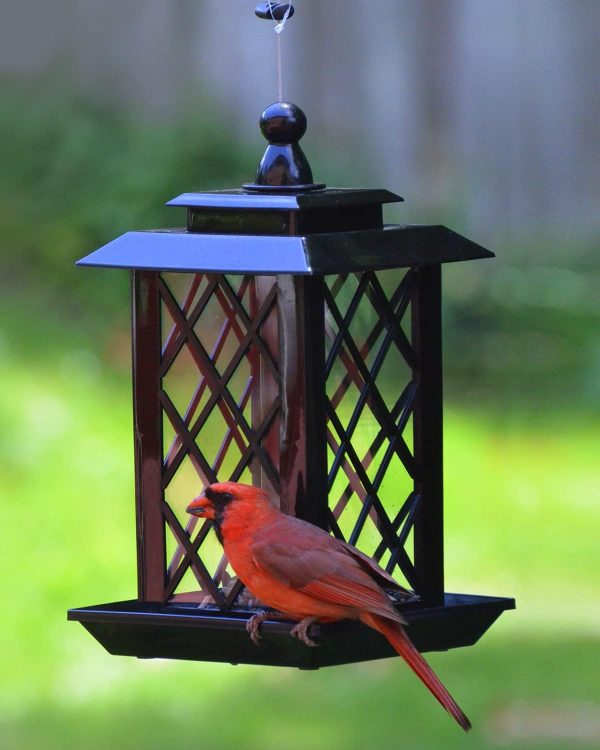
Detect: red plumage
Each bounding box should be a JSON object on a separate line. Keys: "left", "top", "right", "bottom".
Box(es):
{"left": 187, "top": 481, "right": 471, "bottom": 732}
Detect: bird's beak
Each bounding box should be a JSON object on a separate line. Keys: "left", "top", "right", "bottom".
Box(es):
{"left": 186, "top": 495, "right": 211, "bottom": 517}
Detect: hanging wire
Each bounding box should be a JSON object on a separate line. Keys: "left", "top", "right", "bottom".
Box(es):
{"left": 268, "top": 2, "right": 293, "bottom": 101}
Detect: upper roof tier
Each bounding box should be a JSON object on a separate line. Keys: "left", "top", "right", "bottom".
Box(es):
{"left": 76, "top": 187, "right": 494, "bottom": 274}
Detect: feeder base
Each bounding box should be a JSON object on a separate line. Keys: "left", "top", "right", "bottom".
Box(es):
{"left": 68, "top": 592, "right": 514, "bottom": 669}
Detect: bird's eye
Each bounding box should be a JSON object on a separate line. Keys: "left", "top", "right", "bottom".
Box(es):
{"left": 220, "top": 492, "right": 233, "bottom": 503}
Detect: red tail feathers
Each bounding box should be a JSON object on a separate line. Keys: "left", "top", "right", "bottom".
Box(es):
{"left": 362, "top": 612, "right": 472, "bottom": 732}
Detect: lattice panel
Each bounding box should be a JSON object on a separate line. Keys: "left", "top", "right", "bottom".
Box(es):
{"left": 324, "top": 270, "right": 421, "bottom": 589}
{"left": 159, "top": 273, "right": 281, "bottom": 608}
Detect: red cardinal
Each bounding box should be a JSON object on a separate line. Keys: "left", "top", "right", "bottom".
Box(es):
{"left": 187, "top": 481, "right": 471, "bottom": 731}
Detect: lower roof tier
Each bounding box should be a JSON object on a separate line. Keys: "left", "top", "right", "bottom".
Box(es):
{"left": 77, "top": 225, "right": 494, "bottom": 275}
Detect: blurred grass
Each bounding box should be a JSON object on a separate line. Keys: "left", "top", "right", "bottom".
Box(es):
{"left": 1, "top": 291, "right": 598, "bottom": 749}
{"left": 1, "top": 90, "right": 599, "bottom": 748}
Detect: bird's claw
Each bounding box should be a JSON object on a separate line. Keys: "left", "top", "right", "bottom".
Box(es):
{"left": 290, "top": 617, "right": 320, "bottom": 647}
{"left": 246, "top": 610, "right": 270, "bottom": 645}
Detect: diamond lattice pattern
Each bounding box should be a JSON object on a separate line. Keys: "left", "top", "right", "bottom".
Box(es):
{"left": 159, "top": 273, "right": 281, "bottom": 608}
{"left": 324, "top": 270, "right": 421, "bottom": 589}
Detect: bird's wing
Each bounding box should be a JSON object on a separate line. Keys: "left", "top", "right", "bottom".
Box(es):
{"left": 340, "top": 542, "right": 412, "bottom": 596}
{"left": 251, "top": 522, "right": 406, "bottom": 624}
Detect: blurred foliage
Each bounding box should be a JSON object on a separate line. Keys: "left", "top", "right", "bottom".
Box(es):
{"left": 0, "top": 85, "right": 254, "bottom": 321}
{"left": 442, "top": 252, "right": 600, "bottom": 411}
{"left": 1, "top": 88, "right": 598, "bottom": 411}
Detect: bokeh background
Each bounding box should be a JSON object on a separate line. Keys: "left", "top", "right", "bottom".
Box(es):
{"left": 1, "top": 1, "right": 598, "bottom": 748}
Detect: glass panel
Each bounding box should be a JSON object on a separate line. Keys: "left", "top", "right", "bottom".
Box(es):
{"left": 324, "top": 269, "right": 418, "bottom": 588}
{"left": 159, "top": 272, "right": 281, "bottom": 608}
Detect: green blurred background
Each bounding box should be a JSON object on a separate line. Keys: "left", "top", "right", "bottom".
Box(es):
{"left": 1, "top": 2, "right": 598, "bottom": 749}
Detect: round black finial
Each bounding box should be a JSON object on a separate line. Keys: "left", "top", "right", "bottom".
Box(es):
{"left": 255, "top": 3, "right": 295, "bottom": 21}
{"left": 244, "top": 101, "right": 325, "bottom": 193}
{"left": 260, "top": 102, "right": 307, "bottom": 145}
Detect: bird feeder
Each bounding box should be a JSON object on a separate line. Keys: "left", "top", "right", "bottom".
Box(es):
{"left": 68, "top": 8, "right": 514, "bottom": 670}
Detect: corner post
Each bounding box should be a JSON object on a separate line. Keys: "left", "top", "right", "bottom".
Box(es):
{"left": 412, "top": 264, "right": 445, "bottom": 606}
{"left": 132, "top": 270, "right": 166, "bottom": 602}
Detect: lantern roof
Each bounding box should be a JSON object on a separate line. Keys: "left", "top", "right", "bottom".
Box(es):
{"left": 77, "top": 187, "right": 494, "bottom": 275}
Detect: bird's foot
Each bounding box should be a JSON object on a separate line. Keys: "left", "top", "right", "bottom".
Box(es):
{"left": 246, "top": 610, "right": 288, "bottom": 645}
{"left": 290, "top": 617, "right": 320, "bottom": 647}
{"left": 246, "top": 610, "right": 270, "bottom": 645}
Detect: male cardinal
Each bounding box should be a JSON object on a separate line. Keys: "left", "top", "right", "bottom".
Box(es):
{"left": 187, "top": 481, "right": 471, "bottom": 731}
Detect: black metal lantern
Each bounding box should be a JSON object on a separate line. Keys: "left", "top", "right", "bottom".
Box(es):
{"left": 68, "top": 97, "right": 514, "bottom": 668}
{"left": 68, "top": 7, "right": 514, "bottom": 666}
